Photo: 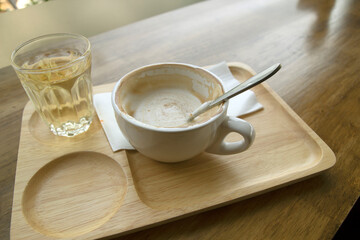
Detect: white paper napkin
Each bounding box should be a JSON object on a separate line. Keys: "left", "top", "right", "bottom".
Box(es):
{"left": 94, "top": 62, "right": 263, "bottom": 152}
{"left": 206, "top": 62, "right": 263, "bottom": 116}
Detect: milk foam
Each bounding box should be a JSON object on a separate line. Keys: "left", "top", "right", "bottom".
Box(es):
{"left": 131, "top": 88, "right": 202, "bottom": 127}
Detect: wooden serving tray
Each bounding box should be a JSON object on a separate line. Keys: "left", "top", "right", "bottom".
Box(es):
{"left": 11, "top": 62, "right": 336, "bottom": 239}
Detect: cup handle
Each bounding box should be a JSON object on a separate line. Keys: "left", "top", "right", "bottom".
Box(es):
{"left": 206, "top": 116, "right": 255, "bottom": 154}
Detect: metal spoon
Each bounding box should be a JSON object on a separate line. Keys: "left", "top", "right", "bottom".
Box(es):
{"left": 188, "top": 63, "right": 281, "bottom": 121}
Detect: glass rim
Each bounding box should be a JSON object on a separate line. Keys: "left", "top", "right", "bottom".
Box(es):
{"left": 10, "top": 33, "right": 91, "bottom": 73}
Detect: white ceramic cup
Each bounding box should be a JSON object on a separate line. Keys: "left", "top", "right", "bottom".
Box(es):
{"left": 111, "top": 63, "right": 255, "bottom": 163}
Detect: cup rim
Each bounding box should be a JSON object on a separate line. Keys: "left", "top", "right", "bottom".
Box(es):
{"left": 111, "top": 62, "right": 228, "bottom": 133}
{"left": 10, "top": 33, "right": 91, "bottom": 73}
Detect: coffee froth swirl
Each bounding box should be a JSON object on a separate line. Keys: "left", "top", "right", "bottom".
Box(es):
{"left": 115, "top": 64, "right": 224, "bottom": 128}
{"left": 132, "top": 88, "right": 201, "bottom": 128}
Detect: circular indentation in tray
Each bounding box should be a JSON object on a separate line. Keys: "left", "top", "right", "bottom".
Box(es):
{"left": 28, "top": 112, "right": 101, "bottom": 144}
{"left": 22, "top": 152, "right": 127, "bottom": 238}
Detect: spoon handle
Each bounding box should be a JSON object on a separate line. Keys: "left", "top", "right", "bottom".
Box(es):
{"left": 209, "top": 63, "right": 282, "bottom": 108}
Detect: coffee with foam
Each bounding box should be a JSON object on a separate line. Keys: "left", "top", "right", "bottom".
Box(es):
{"left": 115, "top": 64, "right": 224, "bottom": 128}
{"left": 131, "top": 88, "right": 202, "bottom": 127}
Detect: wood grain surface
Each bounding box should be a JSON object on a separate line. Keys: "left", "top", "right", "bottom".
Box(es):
{"left": 9, "top": 64, "right": 335, "bottom": 239}
{"left": 1, "top": 0, "right": 359, "bottom": 239}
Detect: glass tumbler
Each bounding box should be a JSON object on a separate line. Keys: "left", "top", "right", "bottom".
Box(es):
{"left": 11, "top": 33, "right": 94, "bottom": 137}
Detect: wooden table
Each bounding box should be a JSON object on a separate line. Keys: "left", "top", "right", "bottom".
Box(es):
{"left": 1, "top": 0, "right": 359, "bottom": 239}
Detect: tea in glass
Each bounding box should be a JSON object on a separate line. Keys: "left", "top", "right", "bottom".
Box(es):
{"left": 11, "top": 33, "right": 94, "bottom": 137}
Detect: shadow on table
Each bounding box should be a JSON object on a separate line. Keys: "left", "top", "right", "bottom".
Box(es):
{"left": 297, "top": 0, "right": 335, "bottom": 50}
